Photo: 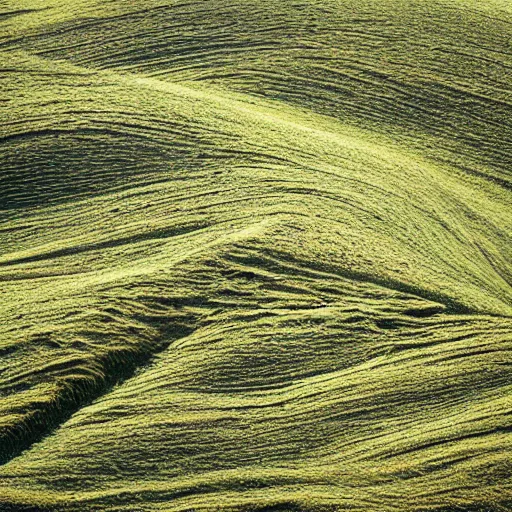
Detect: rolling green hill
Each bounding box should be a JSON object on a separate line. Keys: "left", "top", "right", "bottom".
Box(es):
{"left": 1, "top": 1, "right": 511, "bottom": 510}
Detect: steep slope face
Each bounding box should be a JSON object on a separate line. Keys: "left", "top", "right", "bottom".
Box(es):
{"left": 1, "top": 1, "right": 511, "bottom": 511}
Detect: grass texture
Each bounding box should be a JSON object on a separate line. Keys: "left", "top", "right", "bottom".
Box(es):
{"left": 1, "top": 0, "right": 512, "bottom": 510}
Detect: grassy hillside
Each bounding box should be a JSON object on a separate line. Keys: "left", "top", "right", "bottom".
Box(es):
{"left": 1, "top": 1, "right": 511, "bottom": 510}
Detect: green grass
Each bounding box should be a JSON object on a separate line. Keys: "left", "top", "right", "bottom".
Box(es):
{"left": 0, "top": 0, "right": 511, "bottom": 510}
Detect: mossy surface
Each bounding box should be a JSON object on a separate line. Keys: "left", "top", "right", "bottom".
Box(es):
{"left": 1, "top": 1, "right": 511, "bottom": 510}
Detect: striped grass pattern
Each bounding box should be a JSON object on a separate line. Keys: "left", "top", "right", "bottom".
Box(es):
{"left": 1, "top": 1, "right": 511, "bottom": 510}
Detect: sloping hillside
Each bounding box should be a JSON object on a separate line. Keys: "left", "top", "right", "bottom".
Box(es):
{"left": 1, "top": 1, "right": 511, "bottom": 511}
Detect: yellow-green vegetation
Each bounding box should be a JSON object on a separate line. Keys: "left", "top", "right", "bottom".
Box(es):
{"left": 1, "top": 0, "right": 511, "bottom": 510}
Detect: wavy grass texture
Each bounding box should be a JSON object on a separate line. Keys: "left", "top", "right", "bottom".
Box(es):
{"left": 1, "top": 0, "right": 512, "bottom": 510}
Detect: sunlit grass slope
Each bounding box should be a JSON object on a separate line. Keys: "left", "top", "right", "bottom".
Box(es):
{"left": 1, "top": 0, "right": 511, "bottom": 511}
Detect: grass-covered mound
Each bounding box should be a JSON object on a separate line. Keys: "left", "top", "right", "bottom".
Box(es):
{"left": 1, "top": 1, "right": 511, "bottom": 510}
